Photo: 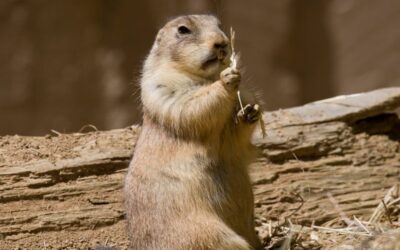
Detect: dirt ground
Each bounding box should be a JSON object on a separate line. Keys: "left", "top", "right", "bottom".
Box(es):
{"left": 0, "top": 221, "right": 130, "bottom": 250}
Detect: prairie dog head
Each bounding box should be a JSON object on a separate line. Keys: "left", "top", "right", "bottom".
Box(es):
{"left": 147, "top": 15, "right": 230, "bottom": 80}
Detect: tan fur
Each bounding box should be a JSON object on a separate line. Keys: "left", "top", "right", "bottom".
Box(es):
{"left": 124, "top": 15, "right": 262, "bottom": 250}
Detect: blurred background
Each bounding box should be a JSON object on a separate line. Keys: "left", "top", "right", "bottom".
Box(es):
{"left": 1, "top": 0, "right": 400, "bottom": 135}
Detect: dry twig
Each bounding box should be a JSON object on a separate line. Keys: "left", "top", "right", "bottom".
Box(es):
{"left": 381, "top": 199, "right": 393, "bottom": 225}
{"left": 369, "top": 185, "right": 399, "bottom": 224}
{"left": 229, "top": 27, "right": 266, "bottom": 138}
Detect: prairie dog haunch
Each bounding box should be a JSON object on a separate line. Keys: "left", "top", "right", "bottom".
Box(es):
{"left": 124, "top": 15, "right": 262, "bottom": 250}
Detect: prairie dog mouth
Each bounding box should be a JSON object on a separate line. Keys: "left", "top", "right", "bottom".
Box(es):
{"left": 201, "top": 55, "right": 219, "bottom": 69}
{"left": 202, "top": 51, "right": 227, "bottom": 69}
{"left": 206, "top": 55, "right": 219, "bottom": 64}
{"left": 217, "top": 49, "right": 227, "bottom": 60}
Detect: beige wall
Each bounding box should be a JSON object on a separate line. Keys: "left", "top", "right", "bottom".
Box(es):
{"left": 1, "top": 0, "right": 399, "bottom": 135}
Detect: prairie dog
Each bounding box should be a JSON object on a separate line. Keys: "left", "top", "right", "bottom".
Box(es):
{"left": 124, "top": 15, "right": 262, "bottom": 250}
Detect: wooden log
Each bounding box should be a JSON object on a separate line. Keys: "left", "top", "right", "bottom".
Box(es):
{"left": 0, "top": 88, "right": 399, "bottom": 248}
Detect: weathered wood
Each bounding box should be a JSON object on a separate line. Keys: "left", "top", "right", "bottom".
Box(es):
{"left": 261, "top": 87, "right": 400, "bottom": 128}
{"left": 0, "top": 88, "right": 400, "bottom": 249}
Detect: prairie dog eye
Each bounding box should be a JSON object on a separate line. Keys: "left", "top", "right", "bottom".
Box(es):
{"left": 178, "top": 25, "right": 191, "bottom": 35}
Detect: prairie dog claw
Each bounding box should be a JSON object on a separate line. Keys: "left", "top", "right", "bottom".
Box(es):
{"left": 237, "top": 104, "right": 261, "bottom": 124}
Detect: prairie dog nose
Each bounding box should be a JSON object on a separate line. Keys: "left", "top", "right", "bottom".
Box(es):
{"left": 214, "top": 41, "right": 228, "bottom": 50}
{"left": 214, "top": 39, "right": 228, "bottom": 60}
{"left": 209, "top": 32, "right": 229, "bottom": 59}
{"left": 210, "top": 32, "right": 229, "bottom": 49}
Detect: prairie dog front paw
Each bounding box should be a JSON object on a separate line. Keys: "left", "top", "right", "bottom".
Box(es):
{"left": 220, "top": 67, "right": 241, "bottom": 90}
{"left": 237, "top": 104, "right": 261, "bottom": 124}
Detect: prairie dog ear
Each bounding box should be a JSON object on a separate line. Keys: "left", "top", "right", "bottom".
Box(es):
{"left": 151, "top": 28, "right": 166, "bottom": 53}
{"left": 155, "top": 29, "right": 165, "bottom": 45}
{"left": 148, "top": 28, "right": 166, "bottom": 57}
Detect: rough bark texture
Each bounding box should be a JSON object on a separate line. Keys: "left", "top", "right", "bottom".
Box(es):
{"left": 1, "top": 88, "right": 400, "bottom": 249}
